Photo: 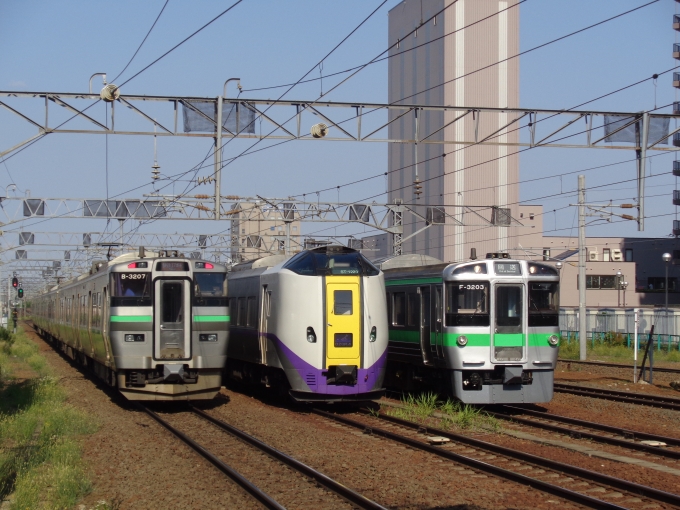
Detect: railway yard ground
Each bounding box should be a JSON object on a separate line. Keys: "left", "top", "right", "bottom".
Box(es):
{"left": 2, "top": 324, "right": 680, "bottom": 509}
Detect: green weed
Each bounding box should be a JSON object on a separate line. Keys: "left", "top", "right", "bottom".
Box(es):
{"left": 559, "top": 336, "right": 680, "bottom": 364}
{"left": 386, "top": 393, "right": 499, "bottom": 432}
{"left": 0, "top": 327, "right": 97, "bottom": 509}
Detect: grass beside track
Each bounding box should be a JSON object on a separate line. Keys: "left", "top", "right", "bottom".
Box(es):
{"left": 0, "top": 325, "right": 99, "bottom": 509}
{"left": 380, "top": 393, "right": 500, "bottom": 432}
{"left": 559, "top": 339, "right": 680, "bottom": 364}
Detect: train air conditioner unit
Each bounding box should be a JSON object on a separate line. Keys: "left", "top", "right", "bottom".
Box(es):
{"left": 587, "top": 248, "right": 599, "bottom": 261}
{"left": 611, "top": 249, "right": 623, "bottom": 262}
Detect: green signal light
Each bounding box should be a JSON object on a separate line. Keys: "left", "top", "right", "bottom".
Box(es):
{"left": 17, "top": 288, "right": 24, "bottom": 298}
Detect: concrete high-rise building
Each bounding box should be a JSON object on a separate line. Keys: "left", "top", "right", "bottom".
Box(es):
{"left": 230, "top": 202, "right": 301, "bottom": 262}
{"left": 388, "top": 0, "right": 520, "bottom": 262}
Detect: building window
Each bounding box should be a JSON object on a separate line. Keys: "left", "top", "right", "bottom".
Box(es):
{"left": 270, "top": 226, "right": 275, "bottom": 231}
{"left": 583, "top": 275, "right": 617, "bottom": 289}
{"left": 647, "top": 277, "right": 677, "bottom": 292}
{"left": 241, "top": 228, "right": 245, "bottom": 234}
{"left": 293, "top": 226, "right": 297, "bottom": 231}
{"left": 625, "top": 249, "right": 633, "bottom": 262}
{"left": 674, "top": 250, "right": 680, "bottom": 265}
{"left": 603, "top": 248, "right": 611, "bottom": 262}
{"left": 542, "top": 249, "right": 550, "bottom": 261}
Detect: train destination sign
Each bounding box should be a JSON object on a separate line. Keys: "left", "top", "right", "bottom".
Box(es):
{"left": 494, "top": 262, "right": 521, "bottom": 275}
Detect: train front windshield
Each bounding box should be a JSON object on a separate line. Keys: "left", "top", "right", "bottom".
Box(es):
{"left": 446, "top": 282, "right": 490, "bottom": 327}
{"left": 528, "top": 282, "right": 559, "bottom": 327}
{"left": 194, "top": 273, "right": 227, "bottom": 297}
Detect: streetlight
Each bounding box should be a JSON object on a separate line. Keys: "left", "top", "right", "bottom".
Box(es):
{"left": 616, "top": 270, "right": 622, "bottom": 307}
{"left": 663, "top": 252, "right": 672, "bottom": 339}
{"left": 621, "top": 281, "right": 628, "bottom": 307}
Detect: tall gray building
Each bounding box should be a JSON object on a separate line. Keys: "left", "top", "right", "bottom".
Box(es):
{"left": 388, "top": 0, "right": 520, "bottom": 262}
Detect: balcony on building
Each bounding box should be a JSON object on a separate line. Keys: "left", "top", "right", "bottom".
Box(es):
{"left": 675, "top": 161, "right": 680, "bottom": 177}
{"left": 674, "top": 220, "right": 680, "bottom": 237}
{"left": 675, "top": 102, "right": 680, "bottom": 115}
{"left": 674, "top": 72, "right": 680, "bottom": 88}
{"left": 674, "top": 133, "right": 680, "bottom": 147}
{"left": 675, "top": 14, "right": 680, "bottom": 30}
{"left": 674, "top": 190, "right": 680, "bottom": 206}
{"left": 674, "top": 43, "right": 680, "bottom": 60}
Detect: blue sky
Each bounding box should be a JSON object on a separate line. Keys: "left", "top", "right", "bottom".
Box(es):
{"left": 0, "top": 0, "right": 677, "bottom": 262}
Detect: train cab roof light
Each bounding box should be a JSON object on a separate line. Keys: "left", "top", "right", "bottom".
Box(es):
{"left": 194, "top": 262, "right": 214, "bottom": 269}
{"left": 205, "top": 262, "right": 214, "bottom": 269}
{"left": 128, "top": 262, "right": 137, "bottom": 268}
{"left": 127, "top": 262, "right": 148, "bottom": 269}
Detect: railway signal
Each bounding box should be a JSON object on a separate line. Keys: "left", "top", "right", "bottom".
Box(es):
{"left": 11, "top": 277, "right": 18, "bottom": 288}
{"left": 17, "top": 288, "right": 23, "bottom": 299}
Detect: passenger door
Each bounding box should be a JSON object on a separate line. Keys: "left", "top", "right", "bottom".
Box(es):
{"left": 325, "top": 277, "right": 361, "bottom": 367}
{"left": 419, "top": 287, "right": 433, "bottom": 366}
{"left": 433, "top": 285, "right": 444, "bottom": 361}
{"left": 259, "top": 286, "right": 270, "bottom": 365}
{"left": 154, "top": 279, "right": 191, "bottom": 360}
{"left": 492, "top": 284, "right": 525, "bottom": 362}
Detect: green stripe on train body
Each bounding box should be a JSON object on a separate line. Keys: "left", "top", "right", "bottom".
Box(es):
{"left": 110, "top": 315, "right": 152, "bottom": 323}
{"left": 193, "top": 315, "right": 230, "bottom": 322}
{"left": 385, "top": 277, "right": 443, "bottom": 287}
{"left": 389, "top": 331, "right": 558, "bottom": 348}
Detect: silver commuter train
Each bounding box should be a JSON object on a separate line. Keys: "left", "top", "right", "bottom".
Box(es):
{"left": 226, "top": 246, "right": 388, "bottom": 402}
{"left": 32, "top": 251, "right": 229, "bottom": 400}
{"left": 382, "top": 253, "right": 560, "bottom": 404}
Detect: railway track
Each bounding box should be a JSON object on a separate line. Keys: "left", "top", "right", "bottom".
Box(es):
{"left": 487, "top": 406, "right": 680, "bottom": 460}
{"left": 554, "top": 382, "right": 680, "bottom": 411}
{"left": 558, "top": 359, "right": 680, "bottom": 374}
{"left": 314, "top": 408, "right": 680, "bottom": 510}
{"left": 140, "top": 405, "right": 387, "bottom": 510}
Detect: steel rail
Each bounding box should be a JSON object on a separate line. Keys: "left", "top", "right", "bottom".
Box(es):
{"left": 487, "top": 408, "right": 680, "bottom": 459}
{"left": 348, "top": 409, "right": 680, "bottom": 508}
{"left": 139, "top": 405, "right": 285, "bottom": 510}
{"left": 501, "top": 405, "right": 680, "bottom": 447}
{"left": 554, "top": 383, "right": 680, "bottom": 411}
{"left": 190, "top": 406, "right": 387, "bottom": 510}
{"left": 558, "top": 359, "right": 680, "bottom": 374}
{"left": 312, "top": 409, "right": 626, "bottom": 510}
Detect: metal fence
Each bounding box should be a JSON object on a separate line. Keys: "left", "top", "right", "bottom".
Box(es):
{"left": 559, "top": 308, "right": 680, "bottom": 351}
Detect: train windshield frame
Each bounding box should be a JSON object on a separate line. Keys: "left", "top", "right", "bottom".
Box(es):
{"left": 528, "top": 281, "right": 559, "bottom": 327}
{"left": 445, "top": 281, "right": 490, "bottom": 327}
{"left": 110, "top": 272, "right": 151, "bottom": 306}
{"left": 284, "top": 250, "right": 380, "bottom": 276}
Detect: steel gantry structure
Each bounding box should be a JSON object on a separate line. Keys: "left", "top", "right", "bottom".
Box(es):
{"left": 1, "top": 90, "right": 678, "bottom": 231}
{"left": 0, "top": 194, "right": 525, "bottom": 257}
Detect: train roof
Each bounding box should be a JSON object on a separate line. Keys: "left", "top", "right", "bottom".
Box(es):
{"left": 373, "top": 253, "right": 444, "bottom": 270}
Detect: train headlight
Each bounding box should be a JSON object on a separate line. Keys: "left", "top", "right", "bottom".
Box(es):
{"left": 306, "top": 327, "right": 317, "bottom": 343}
{"left": 370, "top": 326, "right": 377, "bottom": 342}
{"left": 548, "top": 334, "right": 559, "bottom": 346}
{"left": 199, "top": 334, "right": 218, "bottom": 342}
{"left": 456, "top": 335, "right": 468, "bottom": 347}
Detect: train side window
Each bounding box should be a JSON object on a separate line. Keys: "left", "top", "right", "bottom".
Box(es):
{"left": 237, "top": 298, "right": 247, "bottom": 327}
{"left": 392, "top": 292, "right": 406, "bottom": 326}
{"left": 334, "top": 290, "right": 353, "bottom": 315}
{"left": 407, "top": 293, "right": 419, "bottom": 327}
{"left": 246, "top": 297, "right": 258, "bottom": 327}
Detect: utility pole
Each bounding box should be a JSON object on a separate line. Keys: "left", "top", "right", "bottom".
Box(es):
{"left": 571, "top": 175, "right": 636, "bottom": 361}
{"left": 578, "top": 175, "right": 587, "bottom": 361}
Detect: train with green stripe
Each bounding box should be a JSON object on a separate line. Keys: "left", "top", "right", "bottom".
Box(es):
{"left": 381, "top": 253, "right": 560, "bottom": 404}
{"left": 31, "top": 250, "right": 229, "bottom": 401}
